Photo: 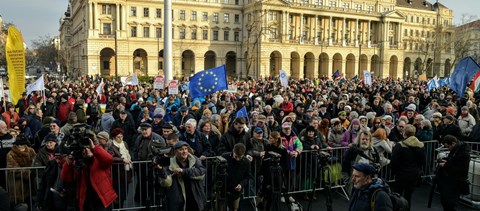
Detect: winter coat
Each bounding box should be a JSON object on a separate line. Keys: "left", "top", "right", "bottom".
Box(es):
{"left": 217, "top": 126, "right": 251, "bottom": 154}
{"left": 342, "top": 146, "right": 380, "bottom": 175}
{"left": 458, "top": 114, "right": 476, "bottom": 137}
{"left": 100, "top": 113, "right": 115, "bottom": 133}
{"left": 298, "top": 128, "right": 328, "bottom": 149}
{"left": 172, "top": 113, "right": 194, "bottom": 132}
{"left": 111, "top": 119, "right": 137, "bottom": 148}
{"left": 28, "top": 115, "right": 42, "bottom": 138}
{"left": 280, "top": 133, "right": 303, "bottom": 170}
{"left": 387, "top": 126, "right": 404, "bottom": 143}
{"left": 60, "top": 145, "right": 118, "bottom": 211}
{"left": 348, "top": 178, "right": 393, "bottom": 211}
{"left": 32, "top": 146, "right": 55, "bottom": 179}
{"left": 222, "top": 153, "right": 252, "bottom": 198}
{"left": 180, "top": 130, "right": 214, "bottom": 158}
{"left": 133, "top": 132, "right": 165, "bottom": 161}
{"left": 439, "top": 123, "right": 462, "bottom": 140}
{"left": 328, "top": 128, "right": 346, "bottom": 147}
{"left": 6, "top": 145, "right": 36, "bottom": 203}
{"left": 157, "top": 154, "right": 206, "bottom": 211}
{"left": 57, "top": 102, "right": 72, "bottom": 124}
{"left": 74, "top": 105, "right": 87, "bottom": 123}
{"left": 340, "top": 129, "right": 358, "bottom": 147}
{"left": 416, "top": 127, "right": 433, "bottom": 142}
{"left": 372, "top": 137, "right": 393, "bottom": 167}
{"left": 390, "top": 136, "right": 425, "bottom": 181}
{"left": 41, "top": 101, "right": 57, "bottom": 118}
{"left": 2, "top": 111, "right": 19, "bottom": 129}
{"left": 37, "top": 159, "right": 67, "bottom": 210}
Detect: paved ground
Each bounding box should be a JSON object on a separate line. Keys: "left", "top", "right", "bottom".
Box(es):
{"left": 238, "top": 183, "right": 480, "bottom": 211}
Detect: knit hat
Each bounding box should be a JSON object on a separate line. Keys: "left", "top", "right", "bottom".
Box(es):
{"left": 352, "top": 163, "right": 377, "bottom": 176}
{"left": 97, "top": 131, "right": 110, "bottom": 141}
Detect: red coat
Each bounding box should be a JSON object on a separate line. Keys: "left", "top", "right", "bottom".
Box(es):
{"left": 2, "top": 111, "right": 19, "bottom": 128}
{"left": 61, "top": 145, "right": 117, "bottom": 211}
{"left": 281, "top": 101, "right": 294, "bottom": 114}
{"left": 57, "top": 102, "right": 72, "bottom": 124}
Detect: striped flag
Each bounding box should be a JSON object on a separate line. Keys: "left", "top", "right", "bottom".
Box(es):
{"left": 471, "top": 71, "right": 480, "bottom": 93}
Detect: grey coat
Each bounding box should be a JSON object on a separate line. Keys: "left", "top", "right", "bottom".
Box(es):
{"left": 157, "top": 154, "right": 206, "bottom": 211}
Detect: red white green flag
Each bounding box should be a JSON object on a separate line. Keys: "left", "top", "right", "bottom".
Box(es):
{"left": 471, "top": 71, "right": 480, "bottom": 93}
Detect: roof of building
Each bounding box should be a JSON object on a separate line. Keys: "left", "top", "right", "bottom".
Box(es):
{"left": 396, "top": 0, "right": 434, "bottom": 11}
{"left": 457, "top": 19, "right": 480, "bottom": 29}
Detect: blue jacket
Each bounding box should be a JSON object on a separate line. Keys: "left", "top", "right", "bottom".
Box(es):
{"left": 349, "top": 178, "right": 393, "bottom": 211}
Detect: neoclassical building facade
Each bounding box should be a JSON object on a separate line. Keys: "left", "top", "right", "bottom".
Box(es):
{"left": 59, "top": 0, "right": 455, "bottom": 79}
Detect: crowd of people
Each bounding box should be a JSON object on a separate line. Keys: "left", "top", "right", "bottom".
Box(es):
{"left": 0, "top": 74, "right": 477, "bottom": 211}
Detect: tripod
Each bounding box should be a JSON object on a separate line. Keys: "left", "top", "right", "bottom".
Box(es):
{"left": 307, "top": 153, "right": 333, "bottom": 211}
{"left": 145, "top": 166, "right": 166, "bottom": 211}
{"left": 265, "top": 155, "right": 284, "bottom": 211}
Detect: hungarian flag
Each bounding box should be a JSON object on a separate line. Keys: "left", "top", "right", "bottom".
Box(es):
{"left": 471, "top": 71, "right": 480, "bottom": 93}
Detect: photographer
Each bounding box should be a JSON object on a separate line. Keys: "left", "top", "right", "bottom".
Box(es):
{"left": 155, "top": 141, "right": 206, "bottom": 211}
{"left": 221, "top": 143, "right": 252, "bottom": 211}
{"left": 437, "top": 135, "right": 471, "bottom": 210}
{"left": 37, "top": 146, "right": 69, "bottom": 211}
{"left": 60, "top": 134, "right": 117, "bottom": 211}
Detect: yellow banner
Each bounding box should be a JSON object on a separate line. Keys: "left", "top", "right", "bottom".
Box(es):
{"left": 5, "top": 26, "right": 26, "bottom": 105}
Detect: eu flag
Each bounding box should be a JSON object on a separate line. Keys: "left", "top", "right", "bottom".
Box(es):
{"left": 235, "top": 106, "right": 249, "bottom": 122}
{"left": 189, "top": 65, "right": 228, "bottom": 99}
{"left": 449, "top": 57, "right": 480, "bottom": 98}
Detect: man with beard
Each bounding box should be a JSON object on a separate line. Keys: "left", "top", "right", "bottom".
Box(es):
{"left": 218, "top": 117, "right": 251, "bottom": 156}
{"left": 342, "top": 130, "right": 380, "bottom": 178}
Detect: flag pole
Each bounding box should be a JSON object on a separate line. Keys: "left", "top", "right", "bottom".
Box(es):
{"left": 42, "top": 74, "right": 46, "bottom": 106}
{"left": 0, "top": 77, "right": 5, "bottom": 112}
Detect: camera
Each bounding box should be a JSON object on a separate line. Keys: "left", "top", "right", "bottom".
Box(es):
{"left": 151, "top": 145, "right": 172, "bottom": 167}
{"left": 62, "top": 123, "right": 92, "bottom": 168}
{"left": 264, "top": 151, "right": 281, "bottom": 163}
{"left": 313, "top": 150, "right": 332, "bottom": 166}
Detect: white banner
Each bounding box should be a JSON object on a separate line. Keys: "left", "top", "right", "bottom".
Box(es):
{"left": 96, "top": 79, "right": 104, "bottom": 95}
{"left": 363, "top": 70, "right": 372, "bottom": 86}
{"left": 132, "top": 73, "right": 139, "bottom": 86}
{"left": 26, "top": 75, "right": 45, "bottom": 95}
{"left": 279, "top": 70, "right": 289, "bottom": 87}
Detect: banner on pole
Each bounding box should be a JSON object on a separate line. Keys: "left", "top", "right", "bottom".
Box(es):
{"left": 154, "top": 76, "right": 165, "bottom": 90}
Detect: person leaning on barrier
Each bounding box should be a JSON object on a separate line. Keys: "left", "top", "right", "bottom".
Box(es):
{"left": 60, "top": 132, "right": 117, "bottom": 211}
{"left": 390, "top": 124, "right": 425, "bottom": 210}
{"left": 108, "top": 128, "right": 133, "bottom": 208}
{"left": 348, "top": 163, "right": 393, "bottom": 211}
{"left": 437, "top": 135, "right": 471, "bottom": 211}
{"left": 155, "top": 141, "right": 207, "bottom": 211}
{"left": 221, "top": 143, "right": 252, "bottom": 211}
{"left": 37, "top": 145, "right": 69, "bottom": 211}
{"left": 342, "top": 129, "right": 380, "bottom": 178}
{"left": 7, "top": 135, "right": 36, "bottom": 207}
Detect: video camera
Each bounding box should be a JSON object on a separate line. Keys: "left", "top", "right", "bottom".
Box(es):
{"left": 312, "top": 150, "right": 332, "bottom": 166}
{"left": 62, "top": 123, "right": 92, "bottom": 168}
{"left": 150, "top": 144, "right": 172, "bottom": 167}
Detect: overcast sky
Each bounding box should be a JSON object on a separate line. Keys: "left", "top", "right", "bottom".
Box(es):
{"left": 0, "top": 0, "right": 478, "bottom": 48}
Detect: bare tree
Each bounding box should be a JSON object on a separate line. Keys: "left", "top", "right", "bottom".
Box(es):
{"left": 453, "top": 14, "right": 479, "bottom": 66}
{"left": 31, "top": 35, "right": 57, "bottom": 68}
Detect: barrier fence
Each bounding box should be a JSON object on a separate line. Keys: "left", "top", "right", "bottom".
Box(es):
{"left": 2, "top": 140, "right": 480, "bottom": 210}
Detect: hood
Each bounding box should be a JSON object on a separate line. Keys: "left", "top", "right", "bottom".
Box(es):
{"left": 400, "top": 136, "right": 424, "bottom": 148}
{"left": 362, "top": 178, "right": 389, "bottom": 193}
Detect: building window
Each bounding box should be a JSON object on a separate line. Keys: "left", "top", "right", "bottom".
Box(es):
{"left": 131, "top": 26, "right": 137, "bottom": 37}
{"left": 410, "top": 30, "right": 413, "bottom": 36}
{"left": 342, "top": 3, "right": 349, "bottom": 8}
{"left": 368, "top": 6, "right": 374, "bottom": 12}
{"left": 202, "top": 12, "right": 208, "bottom": 21}
{"left": 102, "top": 5, "right": 112, "bottom": 15}
{"left": 191, "top": 11, "right": 197, "bottom": 21}
{"left": 213, "top": 13, "right": 219, "bottom": 23}
{"left": 235, "top": 0, "right": 239, "bottom": 5}
{"left": 156, "top": 9, "right": 162, "bottom": 18}
{"left": 130, "top": 7, "right": 137, "bottom": 17}
{"left": 224, "top": 0, "right": 229, "bottom": 4}
{"left": 269, "top": 11, "right": 277, "bottom": 21}
{"left": 224, "top": 13, "right": 229, "bottom": 23}
{"left": 144, "top": 27, "right": 150, "bottom": 37}
{"left": 315, "top": 0, "right": 323, "bottom": 5}
{"left": 234, "top": 31, "right": 239, "bottom": 41}
{"left": 203, "top": 30, "right": 208, "bottom": 40}
{"left": 234, "top": 14, "right": 240, "bottom": 23}
{"left": 103, "top": 61, "right": 110, "bottom": 70}
{"left": 213, "top": 30, "right": 219, "bottom": 40}
{"left": 180, "top": 10, "right": 185, "bottom": 20}
{"left": 192, "top": 29, "right": 197, "bottom": 40}
{"left": 329, "top": 1, "right": 336, "bottom": 7}
{"left": 156, "top": 27, "right": 162, "bottom": 38}
{"left": 404, "top": 29, "right": 408, "bottom": 36}
{"left": 103, "top": 23, "right": 112, "bottom": 34}
{"left": 355, "top": 4, "right": 362, "bottom": 10}
{"left": 288, "top": 30, "right": 293, "bottom": 40}
{"left": 224, "top": 31, "right": 229, "bottom": 41}
{"left": 144, "top": 8, "right": 149, "bottom": 17}
{"left": 179, "top": 28, "right": 186, "bottom": 39}
{"left": 270, "top": 28, "right": 277, "bottom": 39}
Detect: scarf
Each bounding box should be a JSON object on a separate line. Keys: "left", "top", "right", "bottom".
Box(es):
{"left": 113, "top": 141, "right": 133, "bottom": 171}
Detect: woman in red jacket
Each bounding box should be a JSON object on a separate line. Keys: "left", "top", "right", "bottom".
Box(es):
{"left": 2, "top": 103, "right": 19, "bottom": 129}
{"left": 61, "top": 134, "right": 117, "bottom": 211}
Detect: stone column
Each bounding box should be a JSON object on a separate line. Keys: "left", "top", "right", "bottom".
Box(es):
{"left": 164, "top": 0, "right": 173, "bottom": 82}
{"left": 342, "top": 17, "right": 346, "bottom": 46}
{"left": 88, "top": 3, "right": 92, "bottom": 30}
{"left": 300, "top": 13, "right": 304, "bottom": 43}
{"left": 314, "top": 15, "right": 318, "bottom": 45}
{"left": 116, "top": 4, "right": 120, "bottom": 31}
{"left": 328, "top": 16, "right": 332, "bottom": 45}
{"left": 367, "top": 20, "right": 371, "bottom": 47}
{"left": 355, "top": 19, "right": 359, "bottom": 47}
{"left": 94, "top": 2, "right": 99, "bottom": 30}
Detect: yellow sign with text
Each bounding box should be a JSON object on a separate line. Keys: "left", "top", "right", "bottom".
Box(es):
{"left": 5, "top": 26, "right": 26, "bottom": 105}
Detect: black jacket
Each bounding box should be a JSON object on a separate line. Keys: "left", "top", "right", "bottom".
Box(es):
{"left": 439, "top": 123, "right": 462, "bottom": 140}
{"left": 217, "top": 126, "right": 251, "bottom": 155}
{"left": 37, "top": 160, "right": 67, "bottom": 210}
{"left": 222, "top": 153, "right": 252, "bottom": 198}
{"left": 348, "top": 178, "right": 393, "bottom": 211}
{"left": 388, "top": 126, "right": 404, "bottom": 143}
{"left": 180, "top": 130, "right": 213, "bottom": 158}
{"left": 391, "top": 136, "right": 426, "bottom": 180}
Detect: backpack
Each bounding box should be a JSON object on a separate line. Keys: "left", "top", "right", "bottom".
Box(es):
{"left": 370, "top": 188, "right": 409, "bottom": 211}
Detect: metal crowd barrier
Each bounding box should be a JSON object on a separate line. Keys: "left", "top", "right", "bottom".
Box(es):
{"left": 0, "top": 140, "right": 444, "bottom": 210}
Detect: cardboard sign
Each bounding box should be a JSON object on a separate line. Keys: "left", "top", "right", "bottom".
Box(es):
{"left": 227, "top": 84, "right": 238, "bottom": 93}
{"left": 154, "top": 76, "right": 164, "bottom": 90}
{"left": 168, "top": 80, "right": 179, "bottom": 95}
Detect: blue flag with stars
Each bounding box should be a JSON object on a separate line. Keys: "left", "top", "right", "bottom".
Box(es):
{"left": 189, "top": 65, "right": 228, "bottom": 99}
{"left": 235, "top": 106, "right": 249, "bottom": 122}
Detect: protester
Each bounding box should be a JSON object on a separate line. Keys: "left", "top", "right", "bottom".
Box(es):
{"left": 108, "top": 128, "right": 133, "bottom": 208}
{"left": 222, "top": 143, "right": 252, "bottom": 211}
{"left": 7, "top": 135, "right": 36, "bottom": 207}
